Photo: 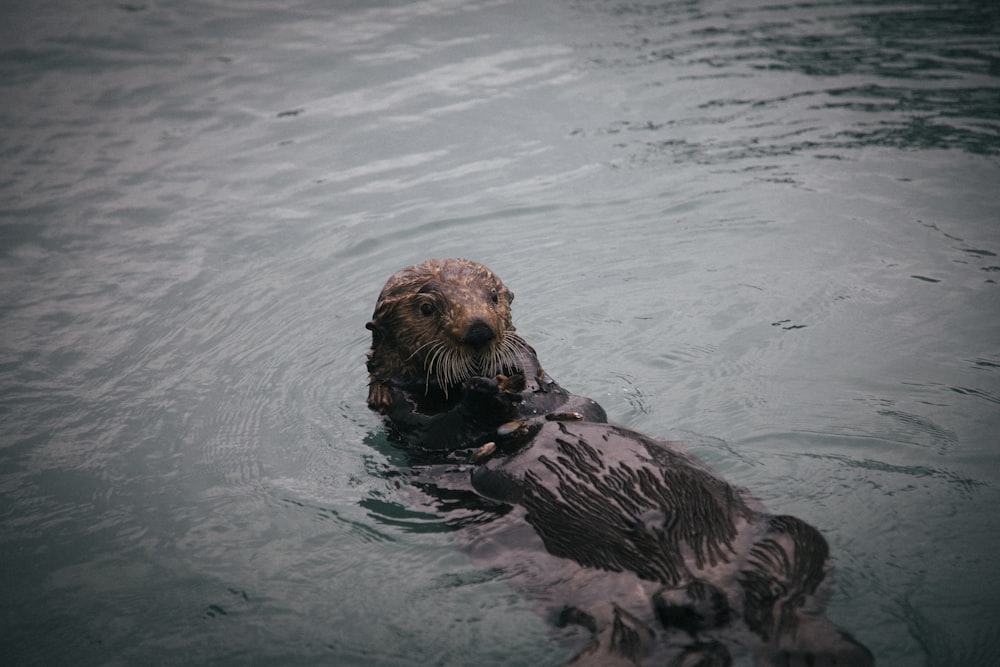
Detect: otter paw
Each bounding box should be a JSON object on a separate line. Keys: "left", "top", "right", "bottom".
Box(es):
{"left": 463, "top": 376, "right": 500, "bottom": 396}
{"left": 496, "top": 372, "right": 527, "bottom": 394}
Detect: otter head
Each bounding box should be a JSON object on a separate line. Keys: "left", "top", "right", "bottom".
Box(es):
{"left": 366, "top": 258, "right": 531, "bottom": 413}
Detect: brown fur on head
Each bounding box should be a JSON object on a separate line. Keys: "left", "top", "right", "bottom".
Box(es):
{"left": 366, "top": 258, "right": 531, "bottom": 413}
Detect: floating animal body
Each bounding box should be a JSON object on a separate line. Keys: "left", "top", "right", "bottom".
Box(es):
{"left": 366, "top": 258, "right": 874, "bottom": 666}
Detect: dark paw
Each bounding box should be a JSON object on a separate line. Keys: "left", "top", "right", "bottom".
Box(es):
{"left": 461, "top": 376, "right": 518, "bottom": 422}
{"left": 464, "top": 375, "right": 500, "bottom": 396}
{"left": 496, "top": 372, "right": 527, "bottom": 394}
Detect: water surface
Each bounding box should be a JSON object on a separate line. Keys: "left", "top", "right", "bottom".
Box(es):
{"left": 1, "top": 0, "right": 998, "bottom": 665}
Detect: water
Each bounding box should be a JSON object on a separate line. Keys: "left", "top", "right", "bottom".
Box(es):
{"left": 1, "top": 0, "right": 998, "bottom": 664}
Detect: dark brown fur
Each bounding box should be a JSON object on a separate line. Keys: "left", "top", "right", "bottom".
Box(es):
{"left": 366, "top": 258, "right": 606, "bottom": 451}
{"left": 365, "top": 259, "right": 873, "bottom": 665}
{"left": 367, "top": 258, "right": 518, "bottom": 411}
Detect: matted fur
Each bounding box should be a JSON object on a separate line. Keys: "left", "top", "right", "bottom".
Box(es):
{"left": 366, "top": 258, "right": 532, "bottom": 411}
{"left": 364, "top": 259, "right": 874, "bottom": 665}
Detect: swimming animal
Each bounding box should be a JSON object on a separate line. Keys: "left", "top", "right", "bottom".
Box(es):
{"left": 366, "top": 258, "right": 874, "bottom": 666}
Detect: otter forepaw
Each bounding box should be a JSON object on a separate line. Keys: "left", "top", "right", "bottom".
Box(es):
{"left": 464, "top": 375, "right": 500, "bottom": 396}
{"left": 461, "top": 376, "right": 521, "bottom": 422}
{"left": 496, "top": 372, "right": 527, "bottom": 394}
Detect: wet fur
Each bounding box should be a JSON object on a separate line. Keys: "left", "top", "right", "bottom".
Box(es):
{"left": 366, "top": 259, "right": 874, "bottom": 666}
{"left": 367, "top": 258, "right": 524, "bottom": 407}
{"left": 366, "top": 258, "right": 606, "bottom": 450}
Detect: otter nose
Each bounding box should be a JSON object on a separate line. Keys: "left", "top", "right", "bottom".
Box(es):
{"left": 462, "top": 319, "right": 496, "bottom": 347}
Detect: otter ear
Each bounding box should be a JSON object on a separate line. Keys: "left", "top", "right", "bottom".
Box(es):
{"left": 366, "top": 316, "right": 390, "bottom": 349}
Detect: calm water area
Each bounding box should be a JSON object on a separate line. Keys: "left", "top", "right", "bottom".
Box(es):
{"left": 2, "top": 0, "right": 999, "bottom": 665}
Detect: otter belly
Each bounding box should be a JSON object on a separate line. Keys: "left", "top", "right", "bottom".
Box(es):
{"left": 457, "top": 420, "right": 874, "bottom": 666}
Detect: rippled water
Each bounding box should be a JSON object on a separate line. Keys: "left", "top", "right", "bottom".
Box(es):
{"left": 2, "top": 0, "right": 998, "bottom": 665}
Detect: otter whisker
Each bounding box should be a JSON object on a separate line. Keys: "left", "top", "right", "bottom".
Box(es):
{"left": 405, "top": 339, "right": 437, "bottom": 365}
{"left": 424, "top": 341, "right": 449, "bottom": 396}
{"left": 448, "top": 349, "right": 476, "bottom": 388}
{"left": 491, "top": 333, "right": 533, "bottom": 376}
{"left": 434, "top": 347, "right": 452, "bottom": 391}
{"left": 484, "top": 346, "right": 503, "bottom": 377}
{"left": 437, "top": 345, "right": 480, "bottom": 396}
{"left": 402, "top": 338, "right": 443, "bottom": 395}
{"left": 441, "top": 352, "right": 458, "bottom": 395}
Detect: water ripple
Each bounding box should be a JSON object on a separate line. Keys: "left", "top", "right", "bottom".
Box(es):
{"left": 572, "top": 0, "right": 1000, "bottom": 164}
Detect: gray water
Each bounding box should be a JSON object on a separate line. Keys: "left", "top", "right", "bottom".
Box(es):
{"left": 2, "top": 0, "right": 998, "bottom": 665}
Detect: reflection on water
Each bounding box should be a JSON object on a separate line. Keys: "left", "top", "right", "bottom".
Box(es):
{"left": 1, "top": 0, "right": 998, "bottom": 665}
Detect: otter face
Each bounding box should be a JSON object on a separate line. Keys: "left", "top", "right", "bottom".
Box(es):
{"left": 367, "top": 258, "right": 531, "bottom": 408}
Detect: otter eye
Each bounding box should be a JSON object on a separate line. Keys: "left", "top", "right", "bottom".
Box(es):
{"left": 490, "top": 289, "right": 499, "bottom": 304}
{"left": 420, "top": 302, "right": 434, "bottom": 316}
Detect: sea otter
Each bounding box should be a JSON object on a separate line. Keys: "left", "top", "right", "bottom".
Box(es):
{"left": 366, "top": 257, "right": 606, "bottom": 451}
{"left": 366, "top": 258, "right": 874, "bottom": 666}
